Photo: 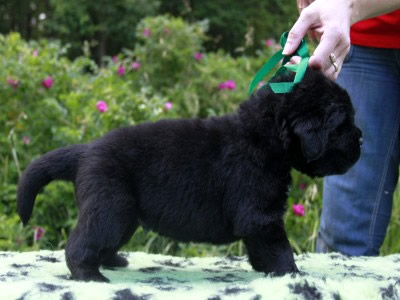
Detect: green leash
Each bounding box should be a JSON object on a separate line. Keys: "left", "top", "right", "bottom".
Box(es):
{"left": 248, "top": 32, "right": 310, "bottom": 95}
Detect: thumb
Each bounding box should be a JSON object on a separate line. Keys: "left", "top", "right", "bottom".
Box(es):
{"left": 283, "top": 10, "right": 316, "bottom": 55}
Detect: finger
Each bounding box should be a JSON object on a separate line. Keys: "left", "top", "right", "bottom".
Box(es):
{"left": 310, "top": 36, "right": 349, "bottom": 77}
{"left": 320, "top": 44, "right": 348, "bottom": 80}
{"left": 308, "top": 26, "right": 348, "bottom": 70}
{"left": 290, "top": 56, "right": 302, "bottom": 65}
{"left": 284, "top": 56, "right": 302, "bottom": 69}
{"left": 326, "top": 60, "right": 341, "bottom": 80}
{"left": 283, "top": 8, "right": 318, "bottom": 55}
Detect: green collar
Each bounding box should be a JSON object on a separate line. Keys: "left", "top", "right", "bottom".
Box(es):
{"left": 248, "top": 32, "right": 310, "bottom": 95}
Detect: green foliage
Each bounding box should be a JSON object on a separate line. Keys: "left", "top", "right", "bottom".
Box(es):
{"left": 47, "top": 0, "right": 160, "bottom": 60}
{"left": 159, "top": 0, "right": 298, "bottom": 54}
{"left": 132, "top": 16, "right": 206, "bottom": 92}
{"left": 0, "top": 30, "right": 172, "bottom": 251}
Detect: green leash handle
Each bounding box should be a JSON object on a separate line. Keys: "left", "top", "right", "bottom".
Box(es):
{"left": 248, "top": 32, "right": 310, "bottom": 95}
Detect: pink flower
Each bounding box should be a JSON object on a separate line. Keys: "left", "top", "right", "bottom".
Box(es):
{"left": 293, "top": 204, "right": 305, "bottom": 217}
{"left": 96, "top": 100, "right": 108, "bottom": 113}
{"left": 118, "top": 65, "right": 125, "bottom": 76}
{"left": 164, "top": 102, "right": 173, "bottom": 111}
{"left": 299, "top": 183, "right": 307, "bottom": 190}
{"left": 218, "top": 82, "right": 228, "bottom": 90}
{"left": 33, "top": 50, "right": 39, "bottom": 57}
{"left": 143, "top": 28, "right": 152, "bottom": 37}
{"left": 218, "top": 80, "right": 236, "bottom": 90}
{"left": 266, "top": 38, "right": 274, "bottom": 47}
{"left": 194, "top": 52, "right": 204, "bottom": 61}
{"left": 131, "top": 61, "right": 141, "bottom": 70}
{"left": 23, "top": 136, "right": 31, "bottom": 145}
{"left": 225, "top": 80, "right": 236, "bottom": 90}
{"left": 7, "top": 78, "right": 19, "bottom": 89}
{"left": 34, "top": 226, "right": 45, "bottom": 242}
{"left": 41, "top": 76, "right": 54, "bottom": 89}
{"left": 112, "top": 56, "right": 118, "bottom": 63}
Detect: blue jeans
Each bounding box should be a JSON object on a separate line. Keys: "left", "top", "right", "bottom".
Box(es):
{"left": 317, "top": 45, "right": 400, "bottom": 256}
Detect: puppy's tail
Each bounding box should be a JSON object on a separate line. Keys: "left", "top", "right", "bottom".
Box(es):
{"left": 17, "top": 144, "right": 87, "bottom": 225}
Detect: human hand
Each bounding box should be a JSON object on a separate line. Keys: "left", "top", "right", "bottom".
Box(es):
{"left": 283, "top": 0, "right": 352, "bottom": 80}
{"left": 296, "top": 0, "right": 318, "bottom": 41}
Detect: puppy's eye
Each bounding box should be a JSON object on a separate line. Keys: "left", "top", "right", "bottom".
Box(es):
{"left": 330, "top": 120, "right": 348, "bottom": 136}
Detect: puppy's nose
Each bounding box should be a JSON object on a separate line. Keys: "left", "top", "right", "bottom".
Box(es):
{"left": 359, "top": 137, "right": 363, "bottom": 146}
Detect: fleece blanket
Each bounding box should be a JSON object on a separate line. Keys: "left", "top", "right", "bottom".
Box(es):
{"left": 0, "top": 251, "right": 399, "bottom": 300}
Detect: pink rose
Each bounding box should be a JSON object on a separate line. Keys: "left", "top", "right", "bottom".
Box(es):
{"left": 33, "top": 50, "right": 39, "bottom": 57}
{"left": 164, "top": 101, "right": 172, "bottom": 111}
{"left": 194, "top": 52, "right": 204, "bottom": 61}
{"left": 96, "top": 100, "right": 108, "bottom": 113}
{"left": 219, "top": 80, "right": 236, "bottom": 90}
{"left": 143, "top": 28, "right": 152, "bottom": 37}
{"left": 118, "top": 65, "right": 125, "bottom": 76}
{"left": 42, "top": 76, "right": 54, "bottom": 89}
{"left": 225, "top": 80, "right": 236, "bottom": 90}
{"left": 131, "top": 61, "right": 141, "bottom": 70}
{"left": 293, "top": 204, "right": 305, "bottom": 217}
{"left": 7, "top": 78, "right": 19, "bottom": 89}
{"left": 218, "top": 82, "right": 228, "bottom": 90}
{"left": 34, "top": 226, "right": 45, "bottom": 242}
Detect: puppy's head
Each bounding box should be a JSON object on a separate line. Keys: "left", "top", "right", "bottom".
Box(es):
{"left": 277, "top": 68, "right": 362, "bottom": 177}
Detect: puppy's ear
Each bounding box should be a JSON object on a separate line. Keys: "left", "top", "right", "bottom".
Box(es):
{"left": 293, "top": 117, "right": 326, "bottom": 162}
{"left": 325, "top": 106, "right": 346, "bottom": 134}
{"left": 292, "top": 106, "right": 347, "bottom": 162}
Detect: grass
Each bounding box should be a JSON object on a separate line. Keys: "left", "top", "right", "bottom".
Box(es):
{"left": 381, "top": 182, "right": 400, "bottom": 255}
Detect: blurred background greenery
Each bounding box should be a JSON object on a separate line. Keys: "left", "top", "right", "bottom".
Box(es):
{"left": 1, "top": 0, "right": 399, "bottom": 257}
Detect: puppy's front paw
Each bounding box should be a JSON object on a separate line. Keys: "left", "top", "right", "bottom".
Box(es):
{"left": 250, "top": 251, "right": 298, "bottom": 276}
{"left": 269, "top": 261, "right": 299, "bottom": 276}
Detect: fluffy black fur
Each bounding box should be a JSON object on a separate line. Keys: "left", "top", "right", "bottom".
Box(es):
{"left": 17, "top": 68, "right": 362, "bottom": 282}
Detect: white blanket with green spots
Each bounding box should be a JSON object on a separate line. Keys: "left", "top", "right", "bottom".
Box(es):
{"left": 1, "top": 250, "right": 399, "bottom": 300}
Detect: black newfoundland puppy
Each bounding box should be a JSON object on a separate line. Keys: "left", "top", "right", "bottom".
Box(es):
{"left": 17, "top": 68, "right": 362, "bottom": 282}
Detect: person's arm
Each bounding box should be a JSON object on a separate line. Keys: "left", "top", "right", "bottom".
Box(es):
{"left": 283, "top": 0, "right": 400, "bottom": 80}
{"left": 350, "top": 0, "right": 400, "bottom": 24}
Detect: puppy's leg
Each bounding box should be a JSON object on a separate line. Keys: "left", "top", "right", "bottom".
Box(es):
{"left": 101, "top": 253, "right": 129, "bottom": 268}
{"left": 244, "top": 220, "right": 298, "bottom": 276}
{"left": 65, "top": 183, "right": 137, "bottom": 282}
{"left": 101, "top": 222, "right": 138, "bottom": 268}
{"left": 65, "top": 221, "right": 110, "bottom": 282}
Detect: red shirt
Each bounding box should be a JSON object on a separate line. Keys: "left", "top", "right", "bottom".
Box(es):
{"left": 350, "top": 10, "right": 400, "bottom": 49}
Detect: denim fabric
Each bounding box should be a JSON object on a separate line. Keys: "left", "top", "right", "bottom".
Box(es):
{"left": 317, "top": 45, "right": 400, "bottom": 256}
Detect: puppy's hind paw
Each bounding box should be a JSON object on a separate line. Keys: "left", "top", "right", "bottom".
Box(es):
{"left": 102, "top": 254, "right": 129, "bottom": 268}
{"left": 71, "top": 269, "right": 110, "bottom": 283}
